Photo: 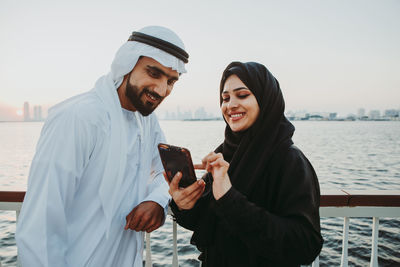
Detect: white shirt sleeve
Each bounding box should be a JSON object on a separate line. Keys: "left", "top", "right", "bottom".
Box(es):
{"left": 16, "top": 110, "right": 96, "bottom": 267}
{"left": 142, "top": 121, "right": 170, "bottom": 220}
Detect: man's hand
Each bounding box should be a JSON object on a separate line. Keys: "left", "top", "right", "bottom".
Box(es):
{"left": 124, "top": 201, "right": 165, "bottom": 233}
{"left": 165, "top": 172, "right": 205, "bottom": 210}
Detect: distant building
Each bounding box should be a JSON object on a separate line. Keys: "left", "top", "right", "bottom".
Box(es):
{"left": 23, "top": 102, "right": 30, "bottom": 121}
{"left": 194, "top": 107, "right": 208, "bottom": 119}
{"left": 33, "top": 105, "right": 43, "bottom": 121}
{"left": 346, "top": 114, "right": 356, "bottom": 121}
{"left": 164, "top": 111, "right": 176, "bottom": 120}
{"left": 285, "top": 111, "right": 295, "bottom": 120}
{"left": 176, "top": 106, "right": 182, "bottom": 120}
{"left": 294, "top": 111, "right": 310, "bottom": 120}
{"left": 309, "top": 114, "right": 324, "bottom": 121}
{"left": 357, "top": 108, "right": 365, "bottom": 119}
{"left": 181, "top": 110, "right": 193, "bottom": 120}
{"left": 369, "top": 110, "right": 381, "bottom": 120}
{"left": 384, "top": 109, "right": 399, "bottom": 118}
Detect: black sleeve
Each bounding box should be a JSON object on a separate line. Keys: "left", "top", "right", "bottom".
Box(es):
{"left": 213, "top": 148, "right": 323, "bottom": 264}
{"left": 170, "top": 174, "right": 213, "bottom": 231}
{"left": 170, "top": 199, "right": 202, "bottom": 231}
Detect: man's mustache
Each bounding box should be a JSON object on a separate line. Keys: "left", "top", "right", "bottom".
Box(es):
{"left": 142, "top": 88, "right": 163, "bottom": 101}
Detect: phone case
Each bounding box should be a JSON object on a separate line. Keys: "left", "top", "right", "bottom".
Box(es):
{"left": 158, "top": 143, "right": 197, "bottom": 188}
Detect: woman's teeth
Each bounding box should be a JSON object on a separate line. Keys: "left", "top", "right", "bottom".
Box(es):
{"left": 231, "top": 113, "right": 243, "bottom": 118}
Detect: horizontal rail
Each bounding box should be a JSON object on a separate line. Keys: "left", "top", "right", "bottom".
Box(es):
{"left": 1, "top": 190, "right": 400, "bottom": 267}
{"left": 320, "top": 189, "right": 400, "bottom": 207}
{"left": 0, "top": 191, "right": 25, "bottom": 202}
{"left": 320, "top": 206, "right": 400, "bottom": 217}
{"left": 2, "top": 190, "right": 400, "bottom": 206}
{"left": 0, "top": 201, "right": 22, "bottom": 211}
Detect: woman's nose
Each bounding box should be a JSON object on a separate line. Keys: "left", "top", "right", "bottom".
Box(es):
{"left": 227, "top": 98, "right": 238, "bottom": 109}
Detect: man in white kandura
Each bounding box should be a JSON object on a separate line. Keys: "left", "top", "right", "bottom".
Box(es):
{"left": 16, "top": 25, "right": 189, "bottom": 267}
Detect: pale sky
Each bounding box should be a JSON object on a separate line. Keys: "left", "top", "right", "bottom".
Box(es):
{"left": 1, "top": 0, "right": 399, "bottom": 118}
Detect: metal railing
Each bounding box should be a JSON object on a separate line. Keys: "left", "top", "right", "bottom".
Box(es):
{"left": 1, "top": 190, "right": 400, "bottom": 267}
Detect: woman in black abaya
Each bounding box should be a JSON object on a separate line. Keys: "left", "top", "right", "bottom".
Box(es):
{"left": 166, "top": 61, "right": 323, "bottom": 267}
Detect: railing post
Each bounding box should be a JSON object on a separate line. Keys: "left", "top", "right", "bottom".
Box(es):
{"left": 145, "top": 232, "right": 152, "bottom": 267}
{"left": 172, "top": 220, "right": 179, "bottom": 267}
{"left": 16, "top": 209, "right": 21, "bottom": 267}
{"left": 312, "top": 255, "right": 320, "bottom": 267}
{"left": 370, "top": 217, "right": 379, "bottom": 267}
{"left": 340, "top": 217, "right": 349, "bottom": 267}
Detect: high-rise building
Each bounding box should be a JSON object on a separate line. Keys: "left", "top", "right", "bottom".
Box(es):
{"left": 23, "top": 102, "right": 30, "bottom": 122}
{"left": 33, "top": 105, "right": 43, "bottom": 121}
{"left": 194, "top": 107, "right": 207, "bottom": 119}
{"left": 369, "top": 110, "right": 381, "bottom": 120}
{"left": 357, "top": 108, "right": 365, "bottom": 119}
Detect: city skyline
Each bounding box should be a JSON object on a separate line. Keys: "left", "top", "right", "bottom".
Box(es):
{"left": 0, "top": 100, "right": 398, "bottom": 122}
{"left": 1, "top": 0, "right": 399, "bottom": 120}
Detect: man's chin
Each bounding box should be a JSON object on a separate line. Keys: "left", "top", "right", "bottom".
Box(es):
{"left": 128, "top": 98, "right": 158, "bottom": 116}
{"left": 137, "top": 109, "right": 152, "bottom": 116}
{"left": 137, "top": 104, "right": 158, "bottom": 116}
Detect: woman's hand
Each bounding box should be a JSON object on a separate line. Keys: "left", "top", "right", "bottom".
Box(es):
{"left": 202, "top": 152, "right": 232, "bottom": 200}
{"left": 165, "top": 172, "right": 205, "bottom": 210}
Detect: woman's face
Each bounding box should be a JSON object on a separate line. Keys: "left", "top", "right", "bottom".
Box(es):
{"left": 221, "top": 75, "right": 260, "bottom": 132}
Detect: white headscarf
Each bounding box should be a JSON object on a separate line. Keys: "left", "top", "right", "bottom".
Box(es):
{"left": 91, "top": 25, "right": 187, "bottom": 236}
{"left": 110, "top": 25, "right": 187, "bottom": 87}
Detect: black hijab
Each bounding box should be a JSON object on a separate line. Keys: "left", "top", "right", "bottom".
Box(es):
{"left": 216, "top": 61, "right": 295, "bottom": 200}
{"left": 191, "top": 61, "right": 296, "bottom": 248}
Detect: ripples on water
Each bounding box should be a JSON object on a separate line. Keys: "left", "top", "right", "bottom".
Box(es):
{"left": 0, "top": 121, "right": 399, "bottom": 266}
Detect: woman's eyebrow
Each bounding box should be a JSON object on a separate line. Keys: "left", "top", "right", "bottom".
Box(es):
{"left": 222, "top": 87, "right": 249, "bottom": 94}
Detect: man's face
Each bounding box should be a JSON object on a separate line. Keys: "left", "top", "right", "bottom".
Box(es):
{"left": 119, "top": 57, "right": 179, "bottom": 116}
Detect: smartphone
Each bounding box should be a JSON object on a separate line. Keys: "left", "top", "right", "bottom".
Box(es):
{"left": 158, "top": 143, "right": 197, "bottom": 188}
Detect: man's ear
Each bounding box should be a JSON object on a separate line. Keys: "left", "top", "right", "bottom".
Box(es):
{"left": 123, "top": 72, "right": 129, "bottom": 83}
{"left": 117, "top": 72, "right": 130, "bottom": 93}
{"left": 122, "top": 71, "right": 132, "bottom": 85}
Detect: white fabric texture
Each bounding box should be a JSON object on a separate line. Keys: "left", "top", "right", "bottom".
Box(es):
{"left": 99, "top": 26, "right": 186, "bottom": 230}
{"left": 16, "top": 93, "right": 168, "bottom": 266}
{"left": 16, "top": 25, "right": 186, "bottom": 267}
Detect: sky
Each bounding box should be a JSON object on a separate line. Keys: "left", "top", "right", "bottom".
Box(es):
{"left": 0, "top": 0, "right": 399, "bottom": 119}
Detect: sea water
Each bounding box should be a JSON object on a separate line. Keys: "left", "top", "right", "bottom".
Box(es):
{"left": 0, "top": 121, "right": 399, "bottom": 266}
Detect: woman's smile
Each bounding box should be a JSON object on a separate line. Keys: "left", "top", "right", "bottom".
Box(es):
{"left": 230, "top": 112, "right": 245, "bottom": 119}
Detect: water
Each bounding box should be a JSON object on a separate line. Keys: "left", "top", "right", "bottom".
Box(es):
{"left": 1, "top": 121, "right": 399, "bottom": 266}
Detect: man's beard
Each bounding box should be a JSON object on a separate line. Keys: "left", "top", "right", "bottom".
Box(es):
{"left": 125, "top": 80, "right": 163, "bottom": 116}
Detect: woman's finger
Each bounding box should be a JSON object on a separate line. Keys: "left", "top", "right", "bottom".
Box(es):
{"left": 204, "top": 153, "right": 224, "bottom": 165}
{"left": 180, "top": 183, "right": 205, "bottom": 208}
{"left": 169, "top": 172, "right": 182, "bottom": 192}
{"left": 210, "top": 157, "right": 229, "bottom": 168}
{"left": 175, "top": 179, "right": 204, "bottom": 199}
{"left": 194, "top": 163, "right": 205, "bottom": 170}
{"left": 189, "top": 185, "right": 206, "bottom": 201}
{"left": 202, "top": 151, "right": 216, "bottom": 165}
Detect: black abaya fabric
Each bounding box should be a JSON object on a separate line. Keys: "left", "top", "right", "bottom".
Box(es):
{"left": 171, "top": 62, "right": 323, "bottom": 266}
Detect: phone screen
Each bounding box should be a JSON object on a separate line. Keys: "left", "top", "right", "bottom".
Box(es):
{"left": 158, "top": 143, "right": 197, "bottom": 188}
